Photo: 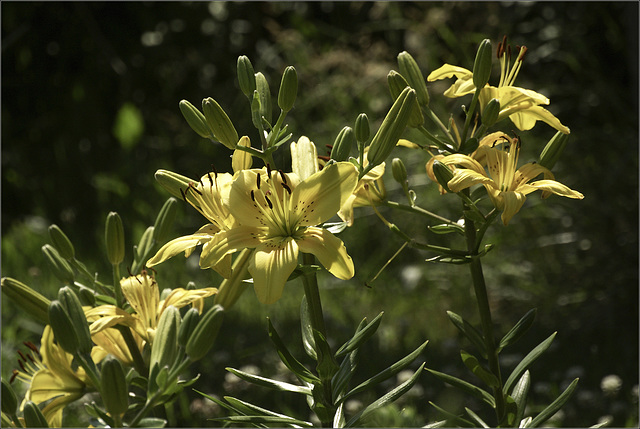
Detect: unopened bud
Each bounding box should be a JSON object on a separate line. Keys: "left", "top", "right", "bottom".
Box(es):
{"left": 48, "top": 224, "right": 75, "bottom": 261}
{"left": 154, "top": 169, "right": 195, "bottom": 199}
{"left": 539, "top": 131, "right": 569, "bottom": 170}
{"left": 202, "top": 97, "right": 238, "bottom": 150}
{"left": 237, "top": 55, "right": 257, "bottom": 98}
{"left": 101, "top": 355, "right": 129, "bottom": 417}
{"left": 432, "top": 160, "right": 455, "bottom": 193}
{"left": 42, "top": 244, "right": 74, "bottom": 285}
{"left": 178, "top": 307, "right": 201, "bottom": 348}
{"left": 251, "top": 90, "right": 263, "bottom": 130}
{"left": 387, "top": 71, "right": 423, "bottom": 128}
{"left": 255, "top": 72, "right": 272, "bottom": 125}
{"left": 22, "top": 400, "right": 49, "bottom": 428}
{"left": 397, "top": 51, "right": 430, "bottom": 106}
{"left": 186, "top": 304, "right": 224, "bottom": 361}
{"left": 58, "top": 286, "right": 94, "bottom": 355}
{"left": 152, "top": 197, "right": 178, "bottom": 244}
{"left": 482, "top": 98, "right": 500, "bottom": 127}
{"left": 135, "top": 226, "right": 155, "bottom": 263}
{"left": 460, "top": 137, "right": 479, "bottom": 154}
{"left": 278, "top": 66, "right": 298, "bottom": 112}
{"left": 48, "top": 300, "right": 80, "bottom": 354}
{"left": 232, "top": 136, "right": 253, "bottom": 173}
{"left": 367, "top": 87, "right": 417, "bottom": 168}
{"left": 290, "top": 136, "right": 319, "bottom": 181}
{"left": 355, "top": 113, "right": 370, "bottom": 144}
{"left": 391, "top": 158, "right": 408, "bottom": 185}
{"left": 76, "top": 284, "right": 96, "bottom": 306}
{"left": 149, "top": 306, "right": 180, "bottom": 383}
{"left": 1, "top": 379, "right": 18, "bottom": 416}
{"left": 473, "top": 39, "right": 493, "bottom": 89}
{"left": 178, "top": 100, "right": 213, "bottom": 139}
{"left": 1, "top": 277, "right": 50, "bottom": 325}
{"left": 331, "top": 126, "right": 355, "bottom": 162}
{"left": 105, "top": 212, "right": 125, "bottom": 266}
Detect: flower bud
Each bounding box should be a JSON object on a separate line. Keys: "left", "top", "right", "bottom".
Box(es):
{"left": 1, "top": 379, "right": 18, "bottom": 416}
{"left": 460, "top": 137, "right": 479, "bottom": 154}
{"left": 232, "top": 136, "right": 253, "bottom": 173}
{"left": 58, "top": 286, "right": 94, "bottom": 355}
{"left": 22, "top": 400, "right": 49, "bottom": 428}
{"left": 100, "top": 355, "right": 129, "bottom": 418}
{"left": 538, "top": 131, "right": 569, "bottom": 170}
{"left": 105, "top": 212, "right": 125, "bottom": 266}
{"left": 149, "top": 306, "right": 181, "bottom": 390}
{"left": 278, "top": 66, "right": 298, "bottom": 112}
{"left": 397, "top": 51, "right": 430, "bottom": 106}
{"left": 331, "top": 126, "right": 355, "bottom": 162}
{"left": 391, "top": 158, "right": 408, "bottom": 185}
{"left": 237, "top": 55, "right": 256, "bottom": 98}
{"left": 355, "top": 113, "right": 370, "bottom": 144}
{"left": 154, "top": 169, "right": 198, "bottom": 205}
{"left": 48, "top": 224, "right": 75, "bottom": 261}
{"left": 48, "top": 300, "right": 79, "bottom": 354}
{"left": 290, "top": 136, "right": 319, "bottom": 181}
{"left": 41, "top": 244, "right": 74, "bottom": 285}
{"left": 472, "top": 39, "right": 493, "bottom": 89}
{"left": 178, "top": 100, "right": 213, "bottom": 139}
{"left": 482, "top": 98, "right": 500, "bottom": 127}
{"left": 432, "top": 160, "right": 454, "bottom": 193}
{"left": 255, "top": 72, "right": 272, "bottom": 125}
{"left": 1, "top": 277, "right": 50, "bottom": 325}
{"left": 387, "top": 71, "right": 423, "bottom": 128}
{"left": 251, "top": 90, "right": 263, "bottom": 130}
{"left": 186, "top": 304, "right": 224, "bottom": 361}
{"left": 152, "top": 197, "right": 178, "bottom": 244}
{"left": 178, "top": 307, "right": 201, "bottom": 348}
{"left": 367, "top": 87, "right": 416, "bottom": 168}
{"left": 135, "top": 226, "right": 155, "bottom": 263}
{"left": 76, "top": 283, "right": 96, "bottom": 306}
{"left": 202, "top": 97, "right": 238, "bottom": 150}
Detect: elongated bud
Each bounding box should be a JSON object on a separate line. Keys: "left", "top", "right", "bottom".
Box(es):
{"left": 1, "top": 277, "right": 50, "bottom": 325}
{"left": 539, "top": 131, "right": 569, "bottom": 170}
{"left": 367, "top": 87, "right": 416, "bottom": 168}
{"left": 135, "top": 226, "right": 155, "bottom": 264}
{"left": 58, "top": 286, "right": 94, "bottom": 354}
{"left": 1, "top": 379, "right": 18, "bottom": 416}
{"left": 331, "top": 126, "right": 355, "bottom": 162}
{"left": 482, "top": 98, "right": 500, "bottom": 127}
{"left": 251, "top": 90, "right": 263, "bottom": 130}
{"left": 232, "top": 136, "right": 253, "bottom": 173}
{"left": 473, "top": 39, "right": 493, "bottom": 89}
{"left": 355, "top": 113, "right": 370, "bottom": 144}
{"left": 23, "top": 400, "right": 49, "bottom": 428}
{"left": 179, "top": 100, "right": 213, "bottom": 139}
{"left": 278, "top": 66, "right": 298, "bottom": 112}
{"left": 178, "top": 307, "right": 201, "bottom": 348}
{"left": 152, "top": 197, "right": 178, "bottom": 244}
{"left": 237, "top": 55, "right": 256, "bottom": 98}
{"left": 48, "top": 300, "right": 79, "bottom": 354}
{"left": 101, "top": 355, "right": 129, "bottom": 417}
{"left": 149, "top": 306, "right": 181, "bottom": 392}
{"left": 154, "top": 169, "right": 197, "bottom": 205}
{"left": 105, "top": 212, "right": 125, "bottom": 265}
{"left": 77, "top": 284, "right": 96, "bottom": 306}
{"left": 432, "top": 160, "right": 454, "bottom": 193}
{"left": 460, "top": 137, "right": 479, "bottom": 154}
{"left": 202, "top": 97, "right": 238, "bottom": 150}
{"left": 397, "top": 51, "right": 430, "bottom": 106}
{"left": 48, "top": 224, "right": 75, "bottom": 261}
{"left": 391, "top": 158, "right": 408, "bottom": 185}
{"left": 290, "top": 136, "right": 319, "bottom": 181}
{"left": 42, "top": 244, "right": 74, "bottom": 285}
{"left": 387, "top": 71, "right": 423, "bottom": 128}
{"left": 186, "top": 304, "right": 224, "bottom": 361}
{"left": 255, "top": 72, "right": 272, "bottom": 125}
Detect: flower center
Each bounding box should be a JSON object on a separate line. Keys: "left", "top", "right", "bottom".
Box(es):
{"left": 249, "top": 167, "right": 297, "bottom": 237}
{"left": 497, "top": 35, "right": 528, "bottom": 88}
{"left": 183, "top": 171, "right": 233, "bottom": 230}
{"left": 489, "top": 135, "right": 521, "bottom": 192}
{"left": 11, "top": 341, "right": 45, "bottom": 384}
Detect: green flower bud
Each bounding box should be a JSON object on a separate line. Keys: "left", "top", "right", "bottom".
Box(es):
{"left": 472, "top": 38, "right": 493, "bottom": 89}
{"left": 367, "top": 87, "right": 416, "bottom": 168}
{"left": 387, "top": 71, "right": 423, "bottom": 128}
{"left": 432, "top": 160, "right": 454, "bottom": 193}
{"left": 178, "top": 100, "right": 213, "bottom": 139}
{"left": 178, "top": 307, "right": 201, "bottom": 348}
{"left": 105, "top": 212, "right": 125, "bottom": 266}
{"left": 539, "top": 131, "right": 569, "bottom": 170}
{"left": 48, "top": 300, "right": 80, "bottom": 354}
{"left": 186, "top": 304, "right": 224, "bottom": 361}
{"left": 482, "top": 98, "right": 500, "bottom": 127}
{"left": 149, "top": 306, "right": 180, "bottom": 378}
{"left": 355, "top": 113, "right": 370, "bottom": 144}
{"left": 251, "top": 90, "right": 263, "bottom": 130}
{"left": 58, "top": 286, "right": 94, "bottom": 355}
{"left": 152, "top": 197, "right": 178, "bottom": 244}
{"left": 154, "top": 169, "right": 197, "bottom": 205}
{"left": 41, "top": 244, "right": 74, "bottom": 285}
{"left": 77, "top": 284, "right": 96, "bottom": 306}
{"left": 290, "top": 136, "right": 319, "bottom": 181}
{"left": 460, "top": 137, "right": 479, "bottom": 154}
{"left": 202, "top": 97, "right": 238, "bottom": 150}
{"left": 391, "top": 158, "right": 408, "bottom": 185}
{"left": 237, "top": 55, "right": 256, "bottom": 98}
{"left": 277, "top": 66, "right": 298, "bottom": 112}
{"left": 255, "top": 72, "right": 272, "bottom": 125}
{"left": 1, "top": 379, "right": 18, "bottom": 416}
{"left": 100, "top": 355, "right": 129, "bottom": 417}
{"left": 48, "top": 224, "right": 75, "bottom": 261}
{"left": 331, "top": 126, "right": 355, "bottom": 162}
{"left": 136, "top": 226, "right": 155, "bottom": 264}
{"left": 397, "top": 51, "right": 430, "bottom": 106}
{"left": 1, "top": 277, "right": 50, "bottom": 325}
{"left": 22, "top": 400, "right": 49, "bottom": 428}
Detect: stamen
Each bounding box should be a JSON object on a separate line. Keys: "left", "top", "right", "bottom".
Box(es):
{"left": 180, "top": 187, "right": 188, "bottom": 202}
{"left": 266, "top": 163, "right": 272, "bottom": 180}
{"left": 24, "top": 341, "right": 39, "bottom": 354}
{"left": 208, "top": 173, "right": 214, "bottom": 186}
{"left": 279, "top": 170, "right": 288, "bottom": 185}
{"left": 265, "top": 195, "right": 273, "bottom": 209}
{"left": 282, "top": 182, "right": 292, "bottom": 194}
{"left": 211, "top": 164, "right": 218, "bottom": 177}
{"left": 250, "top": 190, "right": 256, "bottom": 202}
{"left": 256, "top": 172, "right": 261, "bottom": 189}
{"left": 517, "top": 46, "right": 528, "bottom": 62}
{"left": 10, "top": 370, "right": 18, "bottom": 384}
{"left": 18, "top": 350, "right": 26, "bottom": 361}
{"left": 18, "top": 360, "right": 25, "bottom": 372}
{"left": 188, "top": 183, "right": 203, "bottom": 196}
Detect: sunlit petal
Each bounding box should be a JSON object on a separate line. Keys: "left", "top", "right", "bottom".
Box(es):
{"left": 448, "top": 168, "right": 496, "bottom": 192}
{"left": 199, "top": 226, "right": 264, "bottom": 269}
{"left": 146, "top": 224, "right": 218, "bottom": 267}
{"left": 250, "top": 237, "right": 299, "bottom": 304}
{"left": 297, "top": 227, "right": 354, "bottom": 280}
{"left": 160, "top": 287, "right": 217, "bottom": 314}
{"left": 509, "top": 105, "right": 570, "bottom": 134}
{"left": 520, "top": 180, "right": 584, "bottom": 199}
{"left": 499, "top": 191, "right": 527, "bottom": 225}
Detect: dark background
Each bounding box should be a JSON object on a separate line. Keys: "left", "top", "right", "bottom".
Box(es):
{"left": 2, "top": 2, "right": 638, "bottom": 427}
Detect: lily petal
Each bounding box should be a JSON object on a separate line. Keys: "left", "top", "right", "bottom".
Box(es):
{"left": 427, "top": 64, "right": 473, "bottom": 82}
{"left": 497, "top": 191, "right": 527, "bottom": 225}
{"left": 520, "top": 179, "right": 584, "bottom": 199}
{"left": 297, "top": 227, "right": 354, "bottom": 280}
{"left": 146, "top": 224, "right": 219, "bottom": 267}
{"left": 250, "top": 237, "right": 299, "bottom": 304}
{"left": 509, "top": 105, "right": 570, "bottom": 134}
{"left": 448, "top": 168, "right": 496, "bottom": 193}
{"left": 160, "top": 287, "right": 217, "bottom": 314}
{"left": 199, "top": 225, "right": 264, "bottom": 269}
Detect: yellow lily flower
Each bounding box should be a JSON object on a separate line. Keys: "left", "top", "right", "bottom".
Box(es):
{"left": 197, "top": 162, "right": 358, "bottom": 304}
{"left": 440, "top": 133, "right": 583, "bottom": 225}
{"left": 427, "top": 37, "right": 570, "bottom": 134}
{"left": 88, "top": 272, "right": 216, "bottom": 344}
{"left": 338, "top": 149, "right": 386, "bottom": 226}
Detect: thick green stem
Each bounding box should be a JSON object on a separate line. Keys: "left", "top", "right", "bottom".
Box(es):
{"left": 112, "top": 263, "right": 123, "bottom": 308}
{"left": 116, "top": 325, "right": 147, "bottom": 377}
{"left": 301, "top": 253, "right": 327, "bottom": 341}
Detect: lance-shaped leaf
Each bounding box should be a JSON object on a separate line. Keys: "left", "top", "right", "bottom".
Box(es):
{"left": 225, "top": 367, "right": 312, "bottom": 395}
{"left": 313, "top": 329, "right": 339, "bottom": 382}
{"left": 335, "top": 312, "right": 384, "bottom": 358}
{"left": 331, "top": 348, "right": 359, "bottom": 402}
{"left": 300, "top": 295, "right": 317, "bottom": 360}
{"left": 222, "top": 395, "right": 312, "bottom": 427}
{"left": 427, "top": 401, "right": 475, "bottom": 427}
{"left": 214, "top": 415, "right": 313, "bottom": 427}
{"left": 504, "top": 332, "right": 556, "bottom": 392}
{"left": 426, "top": 368, "right": 495, "bottom": 407}
{"left": 345, "top": 362, "right": 425, "bottom": 427}
{"left": 333, "top": 402, "right": 346, "bottom": 428}
{"left": 461, "top": 350, "right": 499, "bottom": 388}
{"left": 447, "top": 311, "right": 486, "bottom": 358}
{"left": 465, "top": 407, "right": 489, "bottom": 428}
{"left": 267, "top": 318, "right": 320, "bottom": 384}
{"left": 511, "top": 370, "right": 531, "bottom": 425}
{"left": 498, "top": 308, "right": 537, "bottom": 352}
{"left": 528, "top": 378, "right": 579, "bottom": 428}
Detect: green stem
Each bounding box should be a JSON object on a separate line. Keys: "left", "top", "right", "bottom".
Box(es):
{"left": 383, "top": 200, "right": 457, "bottom": 225}
{"left": 301, "top": 253, "right": 327, "bottom": 339}
{"left": 423, "top": 107, "right": 457, "bottom": 148}
{"left": 116, "top": 325, "right": 148, "bottom": 377}
{"left": 461, "top": 88, "right": 481, "bottom": 145}
{"left": 112, "top": 263, "right": 123, "bottom": 308}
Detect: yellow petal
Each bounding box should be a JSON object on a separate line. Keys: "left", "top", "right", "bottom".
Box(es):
{"left": 297, "top": 227, "right": 354, "bottom": 280}
{"left": 498, "top": 191, "right": 527, "bottom": 225}
{"left": 146, "top": 224, "right": 219, "bottom": 267}
{"left": 427, "top": 64, "right": 473, "bottom": 82}
{"left": 198, "top": 225, "right": 264, "bottom": 269}
{"left": 448, "top": 168, "right": 496, "bottom": 193}
{"left": 250, "top": 237, "right": 299, "bottom": 304}
{"left": 120, "top": 274, "right": 159, "bottom": 331}
{"left": 397, "top": 139, "right": 421, "bottom": 149}
{"left": 520, "top": 179, "right": 584, "bottom": 199}
{"left": 232, "top": 136, "right": 253, "bottom": 173}
{"left": 160, "top": 287, "right": 217, "bottom": 313}
{"left": 509, "top": 105, "right": 570, "bottom": 134}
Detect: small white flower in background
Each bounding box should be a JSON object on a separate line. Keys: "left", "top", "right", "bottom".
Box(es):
{"left": 600, "top": 374, "right": 622, "bottom": 397}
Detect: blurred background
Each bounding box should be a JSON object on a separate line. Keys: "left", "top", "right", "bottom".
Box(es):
{"left": 2, "top": 2, "right": 638, "bottom": 427}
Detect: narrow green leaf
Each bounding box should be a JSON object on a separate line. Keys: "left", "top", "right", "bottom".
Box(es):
{"left": 212, "top": 415, "right": 314, "bottom": 427}
{"left": 331, "top": 348, "right": 359, "bottom": 402}
{"left": 428, "top": 223, "right": 465, "bottom": 235}
{"left": 461, "top": 350, "right": 499, "bottom": 388}
{"left": 503, "top": 395, "right": 518, "bottom": 427}
{"left": 134, "top": 418, "right": 167, "bottom": 428}
{"left": 225, "top": 367, "right": 312, "bottom": 395}
{"left": 447, "top": 311, "right": 487, "bottom": 359}
{"left": 224, "top": 396, "right": 304, "bottom": 423}
{"left": 427, "top": 401, "right": 475, "bottom": 427}
{"left": 333, "top": 402, "right": 346, "bottom": 428}
{"left": 267, "top": 318, "right": 320, "bottom": 384}
{"left": 313, "top": 329, "right": 339, "bottom": 382}
{"left": 511, "top": 370, "right": 531, "bottom": 425}
{"left": 504, "top": 332, "right": 556, "bottom": 392}
{"left": 335, "top": 312, "right": 384, "bottom": 358}
{"left": 498, "top": 309, "right": 537, "bottom": 352}
{"left": 300, "top": 295, "right": 317, "bottom": 360}
{"left": 465, "top": 407, "right": 489, "bottom": 428}
{"left": 426, "top": 368, "right": 495, "bottom": 407}
{"left": 345, "top": 362, "right": 425, "bottom": 427}
{"left": 192, "top": 390, "right": 250, "bottom": 417}
{"left": 528, "top": 378, "right": 579, "bottom": 428}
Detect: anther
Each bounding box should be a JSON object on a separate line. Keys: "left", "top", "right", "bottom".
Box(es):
{"left": 265, "top": 195, "right": 273, "bottom": 209}
{"left": 250, "top": 190, "right": 256, "bottom": 202}
{"left": 279, "top": 170, "right": 288, "bottom": 185}
{"left": 188, "top": 183, "right": 203, "bottom": 196}
{"left": 282, "top": 182, "right": 292, "bottom": 194}
{"left": 211, "top": 164, "right": 218, "bottom": 177}
{"left": 18, "top": 360, "right": 25, "bottom": 372}
{"left": 266, "top": 163, "right": 272, "bottom": 179}
{"left": 24, "top": 341, "right": 39, "bottom": 354}
{"left": 208, "top": 172, "right": 214, "bottom": 186}
{"left": 256, "top": 172, "right": 261, "bottom": 189}
{"left": 517, "top": 46, "right": 528, "bottom": 62}
{"left": 10, "top": 370, "right": 18, "bottom": 383}
{"left": 18, "top": 350, "right": 26, "bottom": 361}
{"left": 180, "top": 188, "right": 188, "bottom": 202}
